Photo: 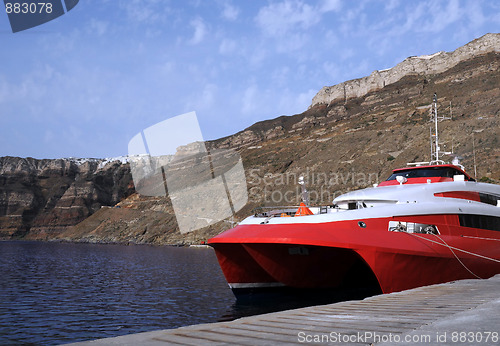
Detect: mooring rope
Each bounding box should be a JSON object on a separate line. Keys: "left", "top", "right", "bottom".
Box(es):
{"left": 432, "top": 234, "right": 482, "bottom": 279}
{"left": 406, "top": 232, "right": 500, "bottom": 264}
{"left": 405, "top": 232, "right": 500, "bottom": 280}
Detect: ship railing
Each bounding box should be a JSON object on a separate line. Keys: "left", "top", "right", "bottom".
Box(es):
{"left": 253, "top": 205, "right": 331, "bottom": 218}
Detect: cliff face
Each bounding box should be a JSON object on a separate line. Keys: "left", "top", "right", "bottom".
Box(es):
{"left": 0, "top": 157, "right": 134, "bottom": 240}
{"left": 1, "top": 34, "right": 499, "bottom": 245}
{"left": 310, "top": 33, "right": 500, "bottom": 108}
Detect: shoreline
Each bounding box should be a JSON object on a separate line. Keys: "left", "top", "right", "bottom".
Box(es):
{"left": 0, "top": 237, "right": 212, "bottom": 247}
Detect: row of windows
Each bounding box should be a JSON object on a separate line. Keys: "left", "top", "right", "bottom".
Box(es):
{"left": 458, "top": 214, "right": 500, "bottom": 232}
{"left": 386, "top": 167, "right": 474, "bottom": 181}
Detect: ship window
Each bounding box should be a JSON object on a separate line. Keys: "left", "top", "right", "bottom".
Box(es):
{"left": 435, "top": 191, "right": 500, "bottom": 206}
{"left": 479, "top": 193, "right": 500, "bottom": 207}
{"left": 347, "top": 202, "right": 366, "bottom": 210}
{"left": 386, "top": 167, "right": 474, "bottom": 181}
{"left": 458, "top": 214, "right": 500, "bottom": 232}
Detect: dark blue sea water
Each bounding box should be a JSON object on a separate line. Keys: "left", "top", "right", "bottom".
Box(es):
{"left": 0, "top": 241, "right": 372, "bottom": 345}
{"left": 0, "top": 241, "right": 236, "bottom": 345}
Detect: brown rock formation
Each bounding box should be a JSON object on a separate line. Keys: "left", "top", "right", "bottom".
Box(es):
{"left": 0, "top": 157, "right": 134, "bottom": 240}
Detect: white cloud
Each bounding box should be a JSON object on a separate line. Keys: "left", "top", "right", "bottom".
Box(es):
{"left": 384, "top": 0, "right": 400, "bottom": 12}
{"left": 242, "top": 84, "right": 258, "bottom": 114}
{"left": 219, "top": 39, "right": 237, "bottom": 55}
{"left": 199, "top": 83, "right": 218, "bottom": 110}
{"left": 189, "top": 17, "right": 207, "bottom": 45}
{"left": 254, "top": 0, "right": 342, "bottom": 52}
{"left": 4, "top": 65, "right": 53, "bottom": 106}
{"left": 221, "top": 2, "right": 240, "bottom": 21}
{"left": 271, "top": 66, "right": 290, "bottom": 86}
{"left": 320, "top": 0, "right": 342, "bottom": 13}
{"left": 322, "top": 61, "right": 340, "bottom": 81}
{"left": 382, "top": 0, "right": 468, "bottom": 36}
{"left": 252, "top": 0, "right": 344, "bottom": 55}
{"left": 255, "top": 0, "right": 325, "bottom": 37}
{"left": 87, "top": 19, "right": 108, "bottom": 36}
{"left": 119, "top": 0, "right": 165, "bottom": 24}
{"left": 464, "top": 2, "right": 485, "bottom": 28}
{"left": 339, "top": 48, "right": 355, "bottom": 61}
{"left": 276, "top": 33, "right": 308, "bottom": 52}
{"left": 339, "top": 0, "right": 369, "bottom": 34}
{"left": 492, "top": 3, "right": 500, "bottom": 24}
{"left": 419, "top": 0, "right": 463, "bottom": 33}
{"left": 160, "top": 61, "right": 175, "bottom": 74}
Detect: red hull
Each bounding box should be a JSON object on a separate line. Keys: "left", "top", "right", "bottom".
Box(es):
{"left": 209, "top": 215, "right": 500, "bottom": 294}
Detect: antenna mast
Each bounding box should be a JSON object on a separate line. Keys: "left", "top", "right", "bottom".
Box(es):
{"left": 432, "top": 93, "right": 440, "bottom": 163}
{"left": 429, "top": 93, "right": 452, "bottom": 165}
{"left": 407, "top": 94, "right": 456, "bottom": 167}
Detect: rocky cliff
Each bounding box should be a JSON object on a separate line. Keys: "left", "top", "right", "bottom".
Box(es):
{"left": 0, "top": 157, "right": 134, "bottom": 240}
{"left": 1, "top": 33, "right": 499, "bottom": 245}
{"left": 310, "top": 33, "right": 500, "bottom": 108}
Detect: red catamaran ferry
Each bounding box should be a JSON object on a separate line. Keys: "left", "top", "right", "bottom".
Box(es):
{"left": 209, "top": 95, "right": 500, "bottom": 297}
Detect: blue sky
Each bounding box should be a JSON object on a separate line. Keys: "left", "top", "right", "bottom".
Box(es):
{"left": 1, "top": 0, "right": 499, "bottom": 159}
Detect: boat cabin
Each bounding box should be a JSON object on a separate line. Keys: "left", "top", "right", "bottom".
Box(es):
{"left": 378, "top": 164, "right": 474, "bottom": 186}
